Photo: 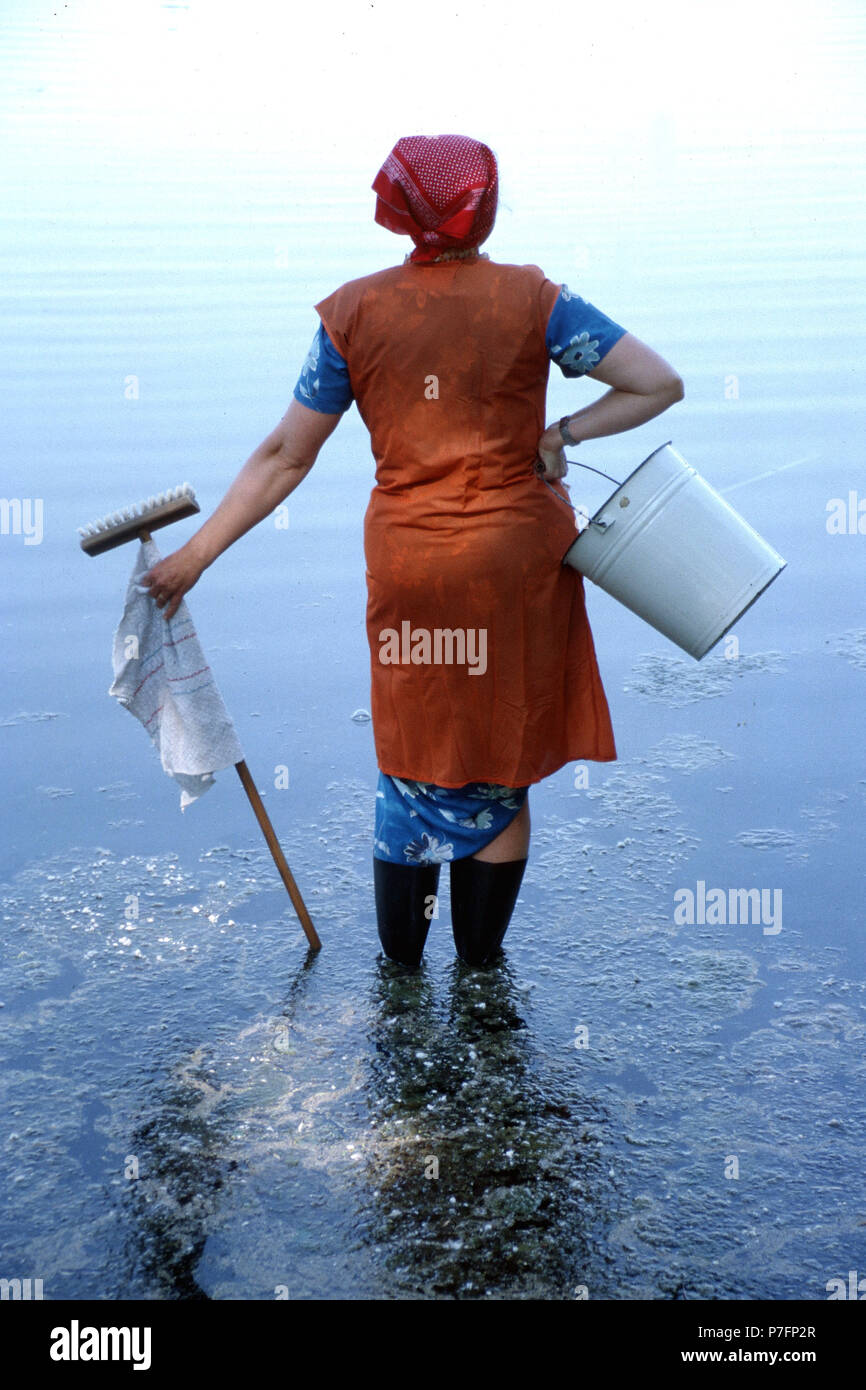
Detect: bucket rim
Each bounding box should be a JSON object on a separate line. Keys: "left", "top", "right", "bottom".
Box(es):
{"left": 691, "top": 559, "right": 788, "bottom": 659}
{"left": 574, "top": 439, "right": 678, "bottom": 532}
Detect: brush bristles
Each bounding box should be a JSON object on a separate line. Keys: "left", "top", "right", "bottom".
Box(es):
{"left": 78, "top": 483, "right": 196, "bottom": 538}
{"left": 79, "top": 483, "right": 200, "bottom": 555}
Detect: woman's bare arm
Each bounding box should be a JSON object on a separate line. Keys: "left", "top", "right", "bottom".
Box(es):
{"left": 537, "top": 332, "right": 684, "bottom": 477}
{"left": 141, "top": 399, "right": 342, "bottom": 619}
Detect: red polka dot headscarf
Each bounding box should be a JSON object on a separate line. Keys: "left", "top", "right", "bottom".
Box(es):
{"left": 372, "top": 134, "right": 498, "bottom": 263}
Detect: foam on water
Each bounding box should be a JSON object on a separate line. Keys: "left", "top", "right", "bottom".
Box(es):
{"left": 734, "top": 790, "right": 848, "bottom": 863}
{"left": 0, "top": 710, "right": 65, "bottom": 726}
{"left": 828, "top": 628, "right": 866, "bottom": 670}
{"left": 624, "top": 650, "right": 787, "bottom": 706}
{"left": 638, "top": 734, "right": 736, "bottom": 774}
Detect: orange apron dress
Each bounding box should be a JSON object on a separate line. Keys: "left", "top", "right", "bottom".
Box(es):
{"left": 315, "top": 256, "right": 617, "bottom": 791}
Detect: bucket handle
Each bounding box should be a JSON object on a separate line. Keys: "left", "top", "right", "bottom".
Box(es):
{"left": 568, "top": 459, "right": 623, "bottom": 488}
{"left": 540, "top": 455, "right": 623, "bottom": 525}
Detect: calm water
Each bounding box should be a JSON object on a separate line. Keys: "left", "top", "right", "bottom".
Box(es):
{"left": 1, "top": 2, "right": 865, "bottom": 1300}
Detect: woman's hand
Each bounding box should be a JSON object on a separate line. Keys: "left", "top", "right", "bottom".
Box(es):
{"left": 535, "top": 430, "right": 568, "bottom": 480}
{"left": 141, "top": 541, "right": 206, "bottom": 621}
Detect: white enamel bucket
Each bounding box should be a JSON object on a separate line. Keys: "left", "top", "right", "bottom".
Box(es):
{"left": 562, "top": 442, "right": 787, "bottom": 660}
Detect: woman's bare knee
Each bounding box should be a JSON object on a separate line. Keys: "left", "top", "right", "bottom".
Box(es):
{"left": 472, "top": 797, "right": 530, "bottom": 863}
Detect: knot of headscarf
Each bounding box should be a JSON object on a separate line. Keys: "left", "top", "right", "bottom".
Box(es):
{"left": 372, "top": 134, "right": 498, "bottom": 264}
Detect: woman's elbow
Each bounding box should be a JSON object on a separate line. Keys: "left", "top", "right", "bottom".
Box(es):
{"left": 662, "top": 371, "right": 685, "bottom": 403}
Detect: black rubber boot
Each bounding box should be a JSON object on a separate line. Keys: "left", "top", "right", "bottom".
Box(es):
{"left": 449, "top": 855, "right": 527, "bottom": 966}
{"left": 373, "top": 858, "right": 441, "bottom": 970}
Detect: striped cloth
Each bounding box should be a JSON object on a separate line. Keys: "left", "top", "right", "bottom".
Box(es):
{"left": 109, "top": 539, "right": 243, "bottom": 808}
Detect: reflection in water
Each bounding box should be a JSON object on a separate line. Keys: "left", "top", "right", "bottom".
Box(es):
{"left": 360, "top": 954, "right": 615, "bottom": 1299}
{"left": 123, "top": 1080, "right": 224, "bottom": 1300}
{"left": 120, "top": 949, "right": 320, "bottom": 1300}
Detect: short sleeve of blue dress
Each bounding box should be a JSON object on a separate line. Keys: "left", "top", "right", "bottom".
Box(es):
{"left": 293, "top": 322, "right": 354, "bottom": 413}
{"left": 546, "top": 285, "right": 628, "bottom": 376}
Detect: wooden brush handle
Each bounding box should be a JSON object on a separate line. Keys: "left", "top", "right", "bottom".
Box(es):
{"left": 235, "top": 760, "right": 321, "bottom": 951}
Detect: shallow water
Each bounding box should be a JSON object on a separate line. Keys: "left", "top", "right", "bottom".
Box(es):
{"left": 2, "top": 2, "right": 866, "bottom": 1300}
